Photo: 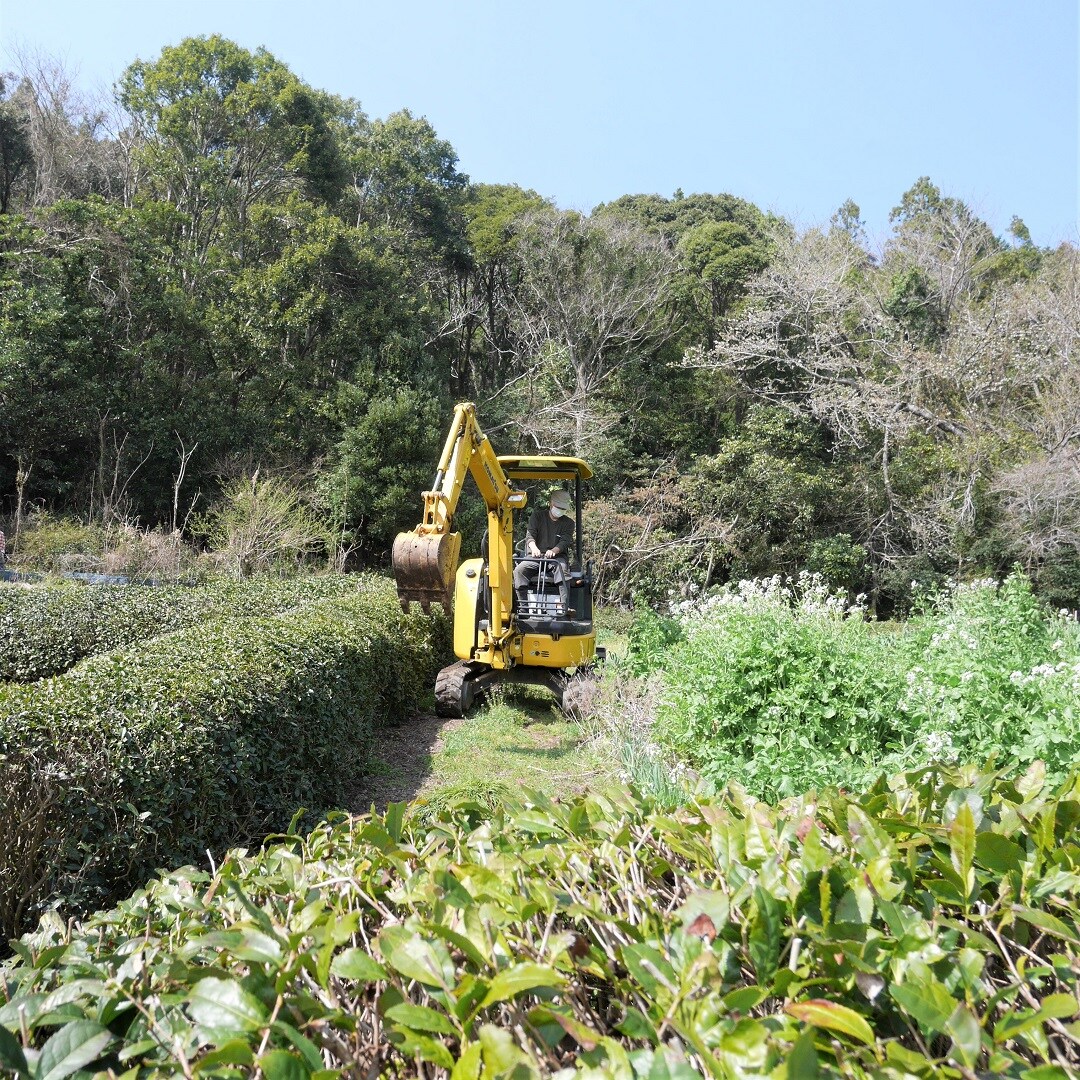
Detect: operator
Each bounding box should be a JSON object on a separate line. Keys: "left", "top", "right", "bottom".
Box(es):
{"left": 514, "top": 489, "right": 574, "bottom": 614}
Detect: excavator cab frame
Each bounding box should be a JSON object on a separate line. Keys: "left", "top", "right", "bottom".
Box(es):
{"left": 392, "top": 404, "right": 601, "bottom": 717}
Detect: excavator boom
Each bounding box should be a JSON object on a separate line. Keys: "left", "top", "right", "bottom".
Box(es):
{"left": 392, "top": 402, "right": 518, "bottom": 617}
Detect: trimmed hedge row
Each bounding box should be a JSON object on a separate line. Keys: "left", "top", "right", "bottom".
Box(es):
{"left": 0, "top": 578, "right": 449, "bottom": 945}
{"left": 0, "top": 575, "right": 372, "bottom": 683}
{"left": 2, "top": 765, "right": 1079, "bottom": 1076}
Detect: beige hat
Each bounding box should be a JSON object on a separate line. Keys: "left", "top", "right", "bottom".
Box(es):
{"left": 549, "top": 489, "right": 573, "bottom": 511}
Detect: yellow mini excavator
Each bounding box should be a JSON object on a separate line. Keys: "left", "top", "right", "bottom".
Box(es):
{"left": 392, "top": 402, "right": 602, "bottom": 716}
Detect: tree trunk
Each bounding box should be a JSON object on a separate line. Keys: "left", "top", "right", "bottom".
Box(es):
{"left": 14, "top": 453, "right": 31, "bottom": 547}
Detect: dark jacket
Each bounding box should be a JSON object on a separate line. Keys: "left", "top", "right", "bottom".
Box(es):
{"left": 526, "top": 508, "right": 574, "bottom": 561}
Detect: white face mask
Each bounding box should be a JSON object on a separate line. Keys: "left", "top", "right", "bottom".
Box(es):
{"left": 550, "top": 506, "right": 566, "bottom": 519}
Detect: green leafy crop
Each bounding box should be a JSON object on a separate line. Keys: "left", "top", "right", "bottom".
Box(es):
{"left": 0, "top": 575, "right": 371, "bottom": 683}
{"left": 0, "top": 578, "right": 449, "bottom": 944}
{"left": 2, "top": 764, "right": 1079, "bottom": 1076}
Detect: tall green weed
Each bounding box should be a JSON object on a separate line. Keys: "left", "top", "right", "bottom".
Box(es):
{"left": 894, "top": 575, "right": 1080, "bottom": 777}
{"left": 646, "top": 574, "right": 905, "bottom": 799}
{"left": 637, "top": 572, "right": 1080, "bottom": 800}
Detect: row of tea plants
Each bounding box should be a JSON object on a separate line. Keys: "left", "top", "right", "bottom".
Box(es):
{"left": 0, "top": 575, "right": 372, "bottom": 683}
{"left": 0, "top": 580, "right": 449, "bottom": 945}
{"left": 1, "top": 764, "right": 1077, "bottom": 1077}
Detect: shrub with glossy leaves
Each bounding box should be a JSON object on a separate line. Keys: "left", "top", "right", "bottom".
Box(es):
{"left": 0, "top": 579, "right": 448, "bottom": 943}
{"left": 0, "top": 574, "right": 375, "bottom": 683}
{"left": 2, "top": 764, "right": 1078, "bottom": 1077}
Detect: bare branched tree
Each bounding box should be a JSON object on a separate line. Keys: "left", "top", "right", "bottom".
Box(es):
{"left": 686, "top": 218, "right": 1080, "bottom": 573}
{"left": 502, "top": 210, "right": 678, "bottom": 455}
{"left": 6, "top": 44, "right": 124, "bottom": 208}
{"left": 988, "top": 248, "right": 1080, "bottom": 563}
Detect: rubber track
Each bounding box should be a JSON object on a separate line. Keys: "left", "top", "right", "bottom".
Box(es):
{"left": 435, "top": 661, "right": 473, "bottom": 718}
{"left": 560, "top": 672, "right": 592, "bottom": 717}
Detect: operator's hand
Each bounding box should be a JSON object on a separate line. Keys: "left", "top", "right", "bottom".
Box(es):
{"left": 544, "top": 547, "right": 558, "bottom": 557}
{"left": 527, "top": 540, "right": 541, "bottom": 556}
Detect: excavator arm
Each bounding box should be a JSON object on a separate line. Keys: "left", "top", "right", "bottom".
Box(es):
{"left": 392, "top": 403, "right": 525, "bottom": 636}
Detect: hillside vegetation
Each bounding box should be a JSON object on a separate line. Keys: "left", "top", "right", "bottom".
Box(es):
{"left": 1, "top": 37, "right": 1078, "bottom": 613}
{"left": 3, "top": 29, "right": 1080, "bottom": 1080}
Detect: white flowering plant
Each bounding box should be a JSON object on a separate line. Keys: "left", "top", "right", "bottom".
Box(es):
{"left": 639, "top": 573, "right": 907, "bottom": 800}
{"left": 632, "top": 570, "right": 1080, "bottom": 801}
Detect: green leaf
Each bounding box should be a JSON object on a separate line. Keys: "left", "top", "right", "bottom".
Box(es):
{"left": 975, "top": 832, "right": 1025, "bottom": 875}
{"left": 186, "top": 977, "right": 268, "bottom": 1042}
{"left": 891, "top": 977, "right": 957, "bottom": 1034}
{"left": 478, "top": 1024, "right": 537, "bottom": 1075}
{"left": 995, "top": 994, "right": 1078, "bottom": 1044}
{"left": 36, "top": 1021, "right": 117, "bottom": 1080}
{"left": 616, "top": 1006, "right": 657, "bottom": 1043}
{"left": 117, "top": 1038, "right": 160, "bottom": 1064}
{"left": 945, "top": 1005, "right": 982, "bottom": 1067}
{"left": 785, "top": 1000, "right": 874, "bottom": 1046}
{"left": 0, "top": 1023, "right": 28, "bottom": 1079}
{"left": 1013, "top": 905, "right": 1080, "bottom": 945}
{"left": 258, "top": 1049, "right": 311, "bottom": 1080}
{"left": 949, "top": 801, "right": 976, "bottom": 893}
{"left": 479, "top": 963, "right": 563, "bottom": 1007}
{"left": 724, "top": 986, "right": 767, "bottom": 1013}
{"left": 748, "top": 887, "right": 782, "bottom": 986}
{"left": 383, "top": 802, "right": 406, "bottom": 843}
{"left": 1016, "top": 759, "right": 1047, "bottom": 802}
{"left": 193, "top": 929, "right": 283, "bottom": 965}
{"left": 195, "top": 1039, "right": 255, "bottom": 1071}
{"left": 271, "top": 1021, "right": 325, "bottom": 1072}
{"left": 786, "top": 1027, "right": 819, "bottom": 1079}
{"left": 1039, "top": 994, "right": 1078, "bottom": 1020}
{"left": 384, "top": 1002, "right": 456, "bottom": 1035}
{"left": 329, "top": 948, "right": 387, "bottom": 983}
{"left": 389, "top": 1028, "right": 455, "bottom": 1069}
{"left": 377, "top": 925, "right": 455, "bottom": 989}
{"left": 995, "top": 1007, "right": 1047, "bottom": 1043}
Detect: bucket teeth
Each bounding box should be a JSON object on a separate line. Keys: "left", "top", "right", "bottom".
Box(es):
{"left": 392, "top": 530, "right": 461, "bottom": 612}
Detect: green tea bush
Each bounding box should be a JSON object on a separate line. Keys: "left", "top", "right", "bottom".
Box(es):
{"left": 0, "top": 580, "right": 449, "bottom": 943}
{"left": 2, "top": 764, "right": 1078, "bottom": 1077}
{"left": 0, "top": 574, "right": 369, "bottom": 683}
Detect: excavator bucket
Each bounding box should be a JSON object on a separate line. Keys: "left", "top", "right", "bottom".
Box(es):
{"left": 392, "top": 530, "right": 462, "bottom": 613}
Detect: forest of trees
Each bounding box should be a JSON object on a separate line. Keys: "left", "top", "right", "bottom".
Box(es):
{"left": 2, "top": 36, "right": 1078, "bottom": 611}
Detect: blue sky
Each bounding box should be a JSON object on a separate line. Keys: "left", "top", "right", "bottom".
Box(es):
{"left": 2, "top": 0, "right": 1077, "bottom": 247}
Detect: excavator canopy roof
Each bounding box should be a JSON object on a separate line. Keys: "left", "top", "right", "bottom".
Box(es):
{"left": 497, "top": 455, "right": 593, "bottom": 482}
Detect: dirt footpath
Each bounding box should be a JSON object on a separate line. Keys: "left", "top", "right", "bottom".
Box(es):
{"left": 347, "top": 715, "right": 463, "bottom": 813}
